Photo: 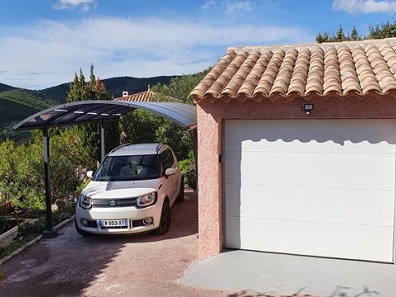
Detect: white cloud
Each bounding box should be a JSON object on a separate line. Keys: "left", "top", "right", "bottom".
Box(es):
{"left": 201, "top": 0, "right": 218, "bottom": 10}
{"left": 53, "top": 0, "right": 96, "bottom": 11}
{"left": 225, "top": 1, "right": 255, "bottom": 14}
{"left": 332, "top": 0, "right": 396, "bottom": 14}
{"left": 201, "top": 0, "right": 255, "bottom": 14}
{"left": 0, "top": 16, "right": 311, "bottom": 90}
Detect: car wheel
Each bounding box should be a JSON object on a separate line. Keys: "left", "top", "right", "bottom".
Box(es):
{"left": 75, "top": 218, "right": 90, "bottom": 236}
{"left": 155, "top": 200, "right": 171, "bottom": 235}
{"left": 176, "top": 175, "right": 185, "bottom": 203}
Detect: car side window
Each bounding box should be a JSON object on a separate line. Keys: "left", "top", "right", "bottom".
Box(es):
{"left": 161, "top": 149, "right": 174, "bottom": 172}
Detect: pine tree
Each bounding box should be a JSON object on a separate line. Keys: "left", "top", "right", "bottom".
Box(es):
{"left": 67, "top": 64, "right": 119, "bottom": 164}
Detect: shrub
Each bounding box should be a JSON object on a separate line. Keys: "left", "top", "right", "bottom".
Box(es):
{"left": 179, "top": 151, "right": 196, "bottom": 190}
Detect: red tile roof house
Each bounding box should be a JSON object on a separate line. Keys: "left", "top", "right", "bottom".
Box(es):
{"left": 190, "top": 38, "right": 396, "bottom": 263}
{"left": 115, "top": 85, "right": 180, "bottom": 102}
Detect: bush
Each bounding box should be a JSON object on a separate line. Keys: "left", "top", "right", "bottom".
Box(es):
{"left": 179, "top": 151, "right": 196, "bottom": 190}
{"left": 0, "top": 129, "right": 95, "bottom": 213}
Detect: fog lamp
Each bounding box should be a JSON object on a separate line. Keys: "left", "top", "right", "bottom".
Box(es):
{"left": 81, "top": 219, "right": 89, "bottom": 227}
{"left": 142, "top": 217, "right": 153, "bottom": 225}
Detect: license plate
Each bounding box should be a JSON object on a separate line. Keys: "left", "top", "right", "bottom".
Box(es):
{"left": 99, "top": 219, "right": 128, "bottom": 227}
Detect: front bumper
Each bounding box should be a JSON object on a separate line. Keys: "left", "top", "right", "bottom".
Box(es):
{"left": 75, "top": 201, "right": 162, "bottom": 234}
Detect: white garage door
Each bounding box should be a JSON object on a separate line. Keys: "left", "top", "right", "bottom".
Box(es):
{"left": 224, "top": 119, "right": 396, "bottom": 262}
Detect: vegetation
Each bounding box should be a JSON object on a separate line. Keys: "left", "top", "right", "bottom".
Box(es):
{"left": 67, "top": 65, "right": 120, "bottom": 164}
{"left": 178, "top": 150, "right": 197, "bottom": 189}
{"left": 316, "top": 20, "right": 396, "bottom": 43}
{"left": 120, "top": 69, "right": 210, "bottom": 161}
{"left": 0, "top": 89, "right": 54, "bottom": 142}
{"left": 0, "top": 129, "right": 92, "bottom": 210}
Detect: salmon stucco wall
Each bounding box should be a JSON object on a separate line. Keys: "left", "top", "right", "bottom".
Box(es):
{"left": 197, "top": 104, "right": 223, "bottom": 259}
{"left": 196, "top": 95, "right": 396, "bottom": 259}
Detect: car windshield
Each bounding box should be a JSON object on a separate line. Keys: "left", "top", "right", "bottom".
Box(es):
{"left": 94, "top": 154, "right": 160, "bottom": 181}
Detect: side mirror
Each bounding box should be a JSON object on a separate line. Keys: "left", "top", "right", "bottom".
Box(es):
{"left": 86, "top": 170, "right": 94, "bottom": 179}
{"left": 164, "top": 167, "right": 176, "bottom": 176}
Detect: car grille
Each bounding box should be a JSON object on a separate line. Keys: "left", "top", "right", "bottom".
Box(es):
{"left": 93, "top": 198, "right": 137, "bottom": 208}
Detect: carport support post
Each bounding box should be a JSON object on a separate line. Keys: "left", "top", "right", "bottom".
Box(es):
{"left": 42, "top": 127, "right": 58, "bottom": 239}
{"left": 101, "top": 122, "right": 105, "bottom": 161}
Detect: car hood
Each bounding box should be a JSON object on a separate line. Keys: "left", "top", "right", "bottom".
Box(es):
{"left": 81, "top": 179, "right": 160, "bottom": 199}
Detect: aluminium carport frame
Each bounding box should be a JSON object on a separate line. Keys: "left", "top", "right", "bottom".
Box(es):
{"left": 13, "top": 100, "right": 197, "bottom": 238}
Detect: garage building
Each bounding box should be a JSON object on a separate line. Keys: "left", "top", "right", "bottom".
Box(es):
{"left": 191, "top": 38, "right": 396, "bottom": 263}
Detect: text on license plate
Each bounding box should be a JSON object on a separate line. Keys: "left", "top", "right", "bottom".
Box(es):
{"left": 99, "top": 219, "right": 128, "bottom": 227}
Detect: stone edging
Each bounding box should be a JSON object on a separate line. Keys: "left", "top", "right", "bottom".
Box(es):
{"left": 0, "top": 215, "right": 75, "bottom": 265}
{"left": 0, "top": 226, "right": 18, "bottom": 249}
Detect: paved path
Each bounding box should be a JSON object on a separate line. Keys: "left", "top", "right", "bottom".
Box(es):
{"left": 0, "top": 191, "right": 264, "bottom": 297}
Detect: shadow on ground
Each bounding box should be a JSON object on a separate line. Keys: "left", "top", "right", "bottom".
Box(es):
{"left": 0, "top": 191, "right": 208, "bottom": 297}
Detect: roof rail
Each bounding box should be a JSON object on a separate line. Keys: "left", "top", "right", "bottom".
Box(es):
{"left": 110, "top": 143, "right": 131, "bottom": 154}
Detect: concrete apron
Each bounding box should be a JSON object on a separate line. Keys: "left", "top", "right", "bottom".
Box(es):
{"left": 181, "top": 249, "right": 396, "bottom": 297}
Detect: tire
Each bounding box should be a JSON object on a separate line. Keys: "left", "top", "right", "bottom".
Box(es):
{"left": 176, "top": 175, "right": 185, "bottom": 203}
{"left": 75, "top": 218, "right": 90, "bottom": 236}
{"left": 155, "top": 200, "right": 171, "bottom": 235}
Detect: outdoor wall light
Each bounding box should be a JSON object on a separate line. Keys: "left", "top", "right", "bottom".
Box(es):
{"left": 302, "top": 103, "right": 314, "bottom": 115}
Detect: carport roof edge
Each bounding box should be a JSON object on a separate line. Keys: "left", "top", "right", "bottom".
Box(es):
{"left": 13, "top": 100, "right": 197, "bottom": 131}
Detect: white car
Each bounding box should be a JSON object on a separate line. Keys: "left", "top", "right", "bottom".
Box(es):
{"left": 75, "top": 143, "right": 184, "bottom": 236}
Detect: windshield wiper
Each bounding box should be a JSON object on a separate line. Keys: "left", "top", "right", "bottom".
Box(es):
{"left": 94, "top": 177, "right": 110, "bottom": 181}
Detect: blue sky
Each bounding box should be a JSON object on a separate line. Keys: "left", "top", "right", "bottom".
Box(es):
{"left": 1, "top": 0, "right": 396, "bottom": 90}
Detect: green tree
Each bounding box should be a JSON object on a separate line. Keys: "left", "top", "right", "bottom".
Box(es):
{"left": 120, "top": 110, "right": 164, "bottom": 145}
{"left": 120, "top": 69, "right": 209, "bottom": 161}
{"left": 67, "top": 64, "right": 120, "bottom": 163}
{"left": 0, "top": 128, "right": 91, "bottom": 209}
{"left": 317, "top": 21, "right": 396, "bottom": 43}
{"left": 316, "top": 25, "right": 363, "bottom": 43}
{"left": 152, "top": 69, "right": 211, "bottom": 104}
{"left": 153, "top": 69, "right": 210, "bottom": 159}
{"left": 0, "top": 137, "right": 43, "bottom": 210}
{"left": 367, "top": 21, "right": 396, "bottom": 39}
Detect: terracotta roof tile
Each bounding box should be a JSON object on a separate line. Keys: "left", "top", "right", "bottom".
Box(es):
{"left": 115, "top": 86, "right": 156, "bottom": 102}
{"left": 191, "top": 38, "right": 396, "bottom": 102}
{"left": 114, "top": 86, "right": 179, "bottom": 102}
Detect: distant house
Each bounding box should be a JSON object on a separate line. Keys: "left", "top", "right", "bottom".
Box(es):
{"left": 190, "top": 38, "right": 396, "bottom": 263}
{"left": 114, "top": 85, "right": 179, "bottom": 102}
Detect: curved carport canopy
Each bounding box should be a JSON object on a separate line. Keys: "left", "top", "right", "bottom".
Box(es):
{"left": 13, "top": 100, "right": 197, "bottom": 238}
{"left": 13, "top": 100, "right": 197, "bottom": 130}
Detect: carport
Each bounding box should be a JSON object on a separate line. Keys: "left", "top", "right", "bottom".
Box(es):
{"left": 13, "top": 100, "right": 197, "bottom": 238}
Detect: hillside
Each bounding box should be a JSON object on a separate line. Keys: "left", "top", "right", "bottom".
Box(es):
{"left": 0, "top": 83, "right": 17, "bottom": 92}
{"left": 37, "top": 76, "right": 175, "bottom": 104}
{"left": 0, "top": 89, "right": 54, "bottom": 141}
{"left": 0, "top": 76, "right": 174, "bottom": 141}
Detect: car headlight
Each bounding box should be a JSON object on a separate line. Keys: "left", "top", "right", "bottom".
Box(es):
{"left": 79, "top": 194, "right": 93, "bottom": 209}
{"left": 137, "top": 192, "right": 156, "bottom": 208}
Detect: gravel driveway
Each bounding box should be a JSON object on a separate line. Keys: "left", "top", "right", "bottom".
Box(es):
{"left": 0, "top": 190, "right": 263, "bottom": 297}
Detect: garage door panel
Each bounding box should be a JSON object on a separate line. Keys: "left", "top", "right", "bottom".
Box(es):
{"left": 225, "top": 119, "right": 396, "bottom": 154}
{"left": 225, "top": 183, "right": 395, "bottom": 226}
{"left": 233, "top": 152, "right": 395, "bottom": 191}
{"left": 224, "top": 119, "right": 396, "bottom": 262}
{"left": 225, "top": 216, "right": 394, "bottom": 262}
{"left": 223, "top": 151, "right": 244, "bottom": 186}
{"left": 228, "top": 138, "right": 396, "bottom": 155}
